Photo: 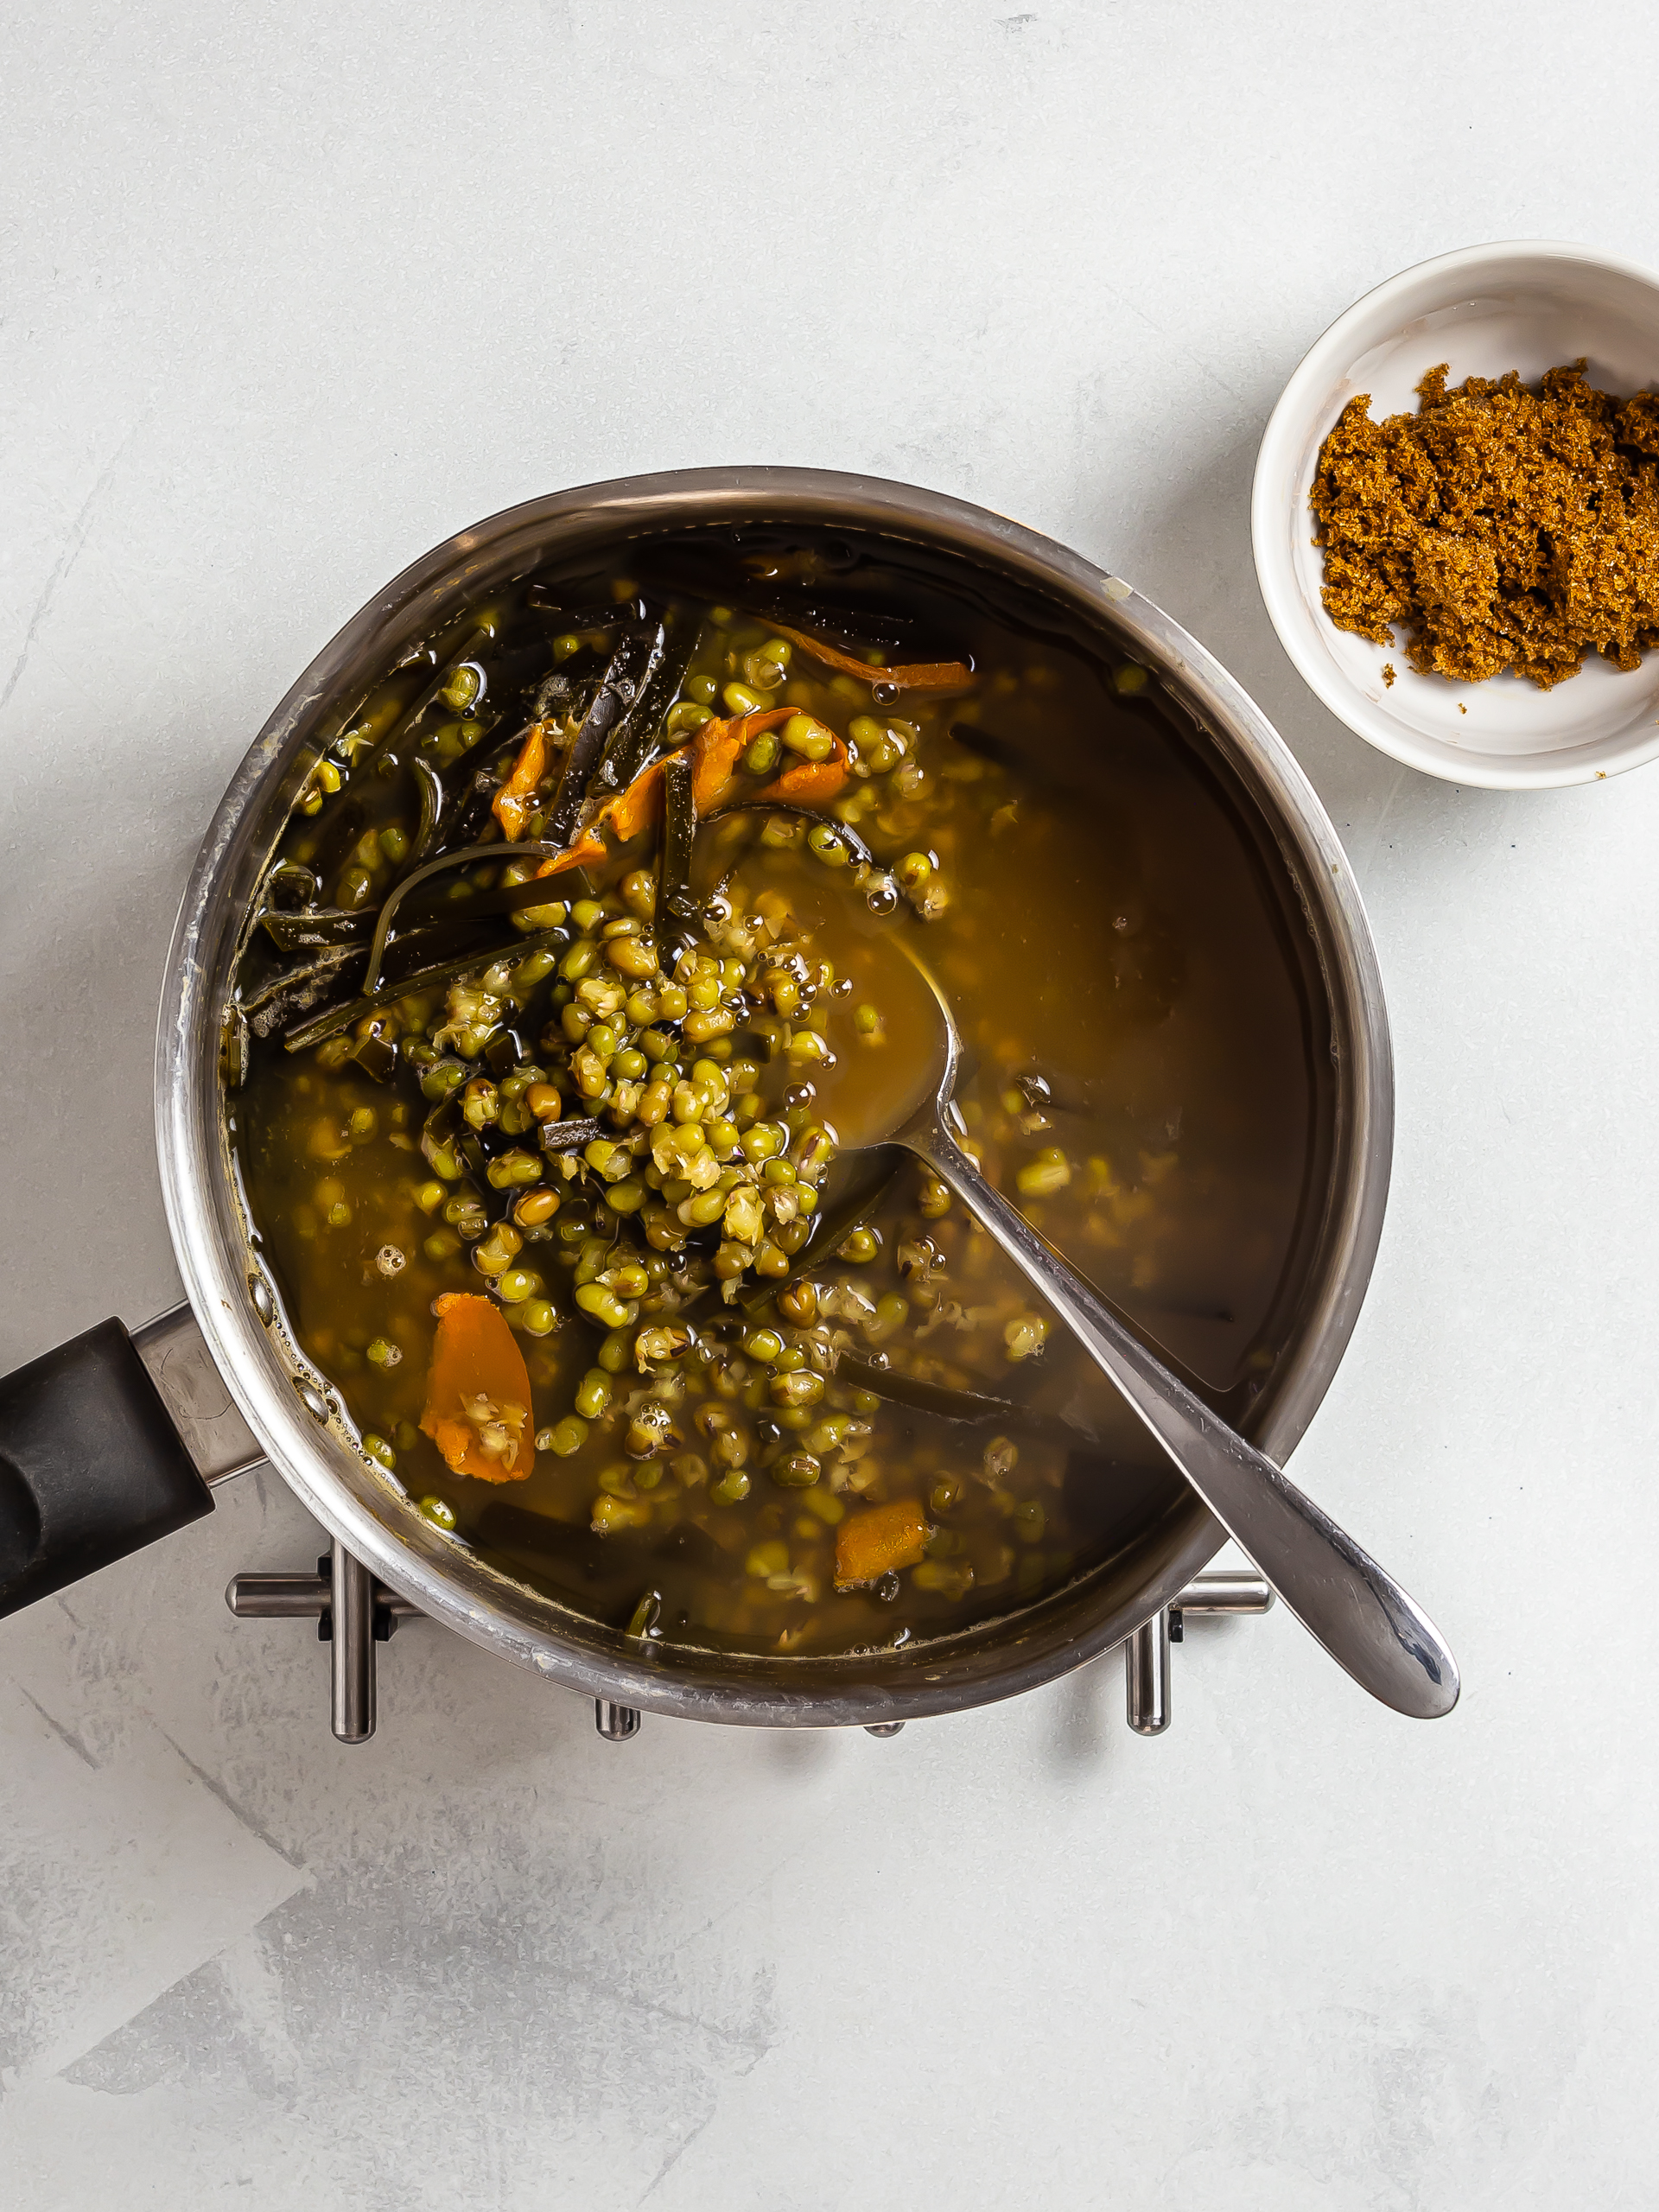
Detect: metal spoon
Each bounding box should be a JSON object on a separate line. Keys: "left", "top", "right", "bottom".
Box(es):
{"left": 839, "top": 956, "right": 1459, "bottom": 1720}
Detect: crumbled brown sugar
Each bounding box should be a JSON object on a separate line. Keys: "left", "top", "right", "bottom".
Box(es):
{"left": 1312, "top": 362, "right": 1659, "bottom": 689}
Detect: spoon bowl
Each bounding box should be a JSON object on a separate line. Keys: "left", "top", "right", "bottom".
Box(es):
{"left": 799, "top": 929, "right": 956, "bottom": 1153}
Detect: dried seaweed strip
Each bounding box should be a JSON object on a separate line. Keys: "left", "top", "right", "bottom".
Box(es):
{"left": 240, "top": 945, "right": 366, "bottom": 1038}
{"left": 836, "top": 1354, "right": 1097, "bottom": 1449}
{"left": 654, "top": 752, "right": 699, "bottom": 963}
{"left": 588, "top": 620, "right": 674, "bottom": 799}
{"left": 410, "top": 758, "right": 444, "bottom": 866}
{"left": 741, "top": 1157, "right": 902, "bottom": 1314}
{"left": 362, "top": 840, "right": 568, "bottom": 993}
{"left": 283, "top": 927, "right": 568, "bottom": 1052}
{"left": 363, "top": 625, "right": 492, "bottom": 771}
{"left": 543, "top": 628, "right": 652, "bottom": 845}
{"left": 539, "top": 1116, "right": 607, "bottom": 1154}
{"left": 260, "top": 906, "right": 372, "bottom": 951}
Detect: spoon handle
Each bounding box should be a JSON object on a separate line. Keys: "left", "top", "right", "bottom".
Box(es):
{"left": 905, "top": 1118, "right": 1459, "bottom": 1720}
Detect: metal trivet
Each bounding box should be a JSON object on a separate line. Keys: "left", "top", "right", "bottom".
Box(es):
{"left": 227, "top": 1548, "right": 1272, "bottom": 1744}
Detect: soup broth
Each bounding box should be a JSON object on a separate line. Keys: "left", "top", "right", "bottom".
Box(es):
{"left": 228, "top": 528, "right": 1329, "bottom": 1658}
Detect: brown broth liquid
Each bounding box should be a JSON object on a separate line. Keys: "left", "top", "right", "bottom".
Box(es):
{"left": 230, "top": 531, "right": 1326, "bottom": 1658}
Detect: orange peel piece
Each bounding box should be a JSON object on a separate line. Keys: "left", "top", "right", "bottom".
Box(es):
{"left": 768, "top": 620, "right": 976, "bottom": 695}
{"left": 527, "top": 709, "right": 848, "bottom": 883}
{"left": 419, "top": 1292, "right": 535, "bottom": 1484}
{"left": 834, "top": 1499, "right": 930, "bottom": 1588}
{"left": 493, "top": 720, "right": 549, "bottom": 842}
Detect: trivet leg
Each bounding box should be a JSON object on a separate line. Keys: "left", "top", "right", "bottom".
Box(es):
{"left": 331, "top": 1540, "right": 376, "bottom": 1743}
{"left": 1126, "top": 1607, "right": 1171, "bottom": 1736}
{"left": 594, "top": 1700, "right": 640, "bottom": 1741}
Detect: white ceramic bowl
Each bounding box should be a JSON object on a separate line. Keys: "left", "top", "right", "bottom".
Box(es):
{"left": 1253, "top": 241, "right": 1659, "bottom": 789}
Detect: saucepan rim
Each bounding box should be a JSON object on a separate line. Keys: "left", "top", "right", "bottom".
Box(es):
{"left": 154, "top": 467, "right": 1393, "bottom": 1726}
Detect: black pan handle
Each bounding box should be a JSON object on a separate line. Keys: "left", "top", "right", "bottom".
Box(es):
{"left": 0, "top": 1307, "right": 263, "bottom": 1619}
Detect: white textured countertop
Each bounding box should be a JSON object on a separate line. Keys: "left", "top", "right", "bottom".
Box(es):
{"left": 4, "top": 3, "right": 1657, "bottom": 2203}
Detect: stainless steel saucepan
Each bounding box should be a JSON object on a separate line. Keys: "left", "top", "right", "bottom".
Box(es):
{"left": 0, "top": 469, "right": 1394, "bottom": 1731}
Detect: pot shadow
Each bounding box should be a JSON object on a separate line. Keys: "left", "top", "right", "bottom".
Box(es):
{"left": 760, "top": 1727, "right": 842, "bottom": 1778}
{"left": 1042, "top": 1649, "right": 1119, "bottom": 1772}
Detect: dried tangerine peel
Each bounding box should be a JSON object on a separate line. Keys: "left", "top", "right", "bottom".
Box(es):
{"left": 835, "top": 1498, "right": 930, "bottom": 1589}
{"left": 768, "top": 620, "right": 976, "bottom": 695}
{"left": 420, "top": 1291, "right": 535, "bottom": 1484}
{"left": 531, "top": 708, "right": 846, "bottom": 882}
{"left": 493, "top": 720, "right": 550, "bottom": 841}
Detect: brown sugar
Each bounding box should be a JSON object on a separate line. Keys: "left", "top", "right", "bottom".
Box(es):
{"left": 1311, "top": 362, "right": 1659, "bottom": 689}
